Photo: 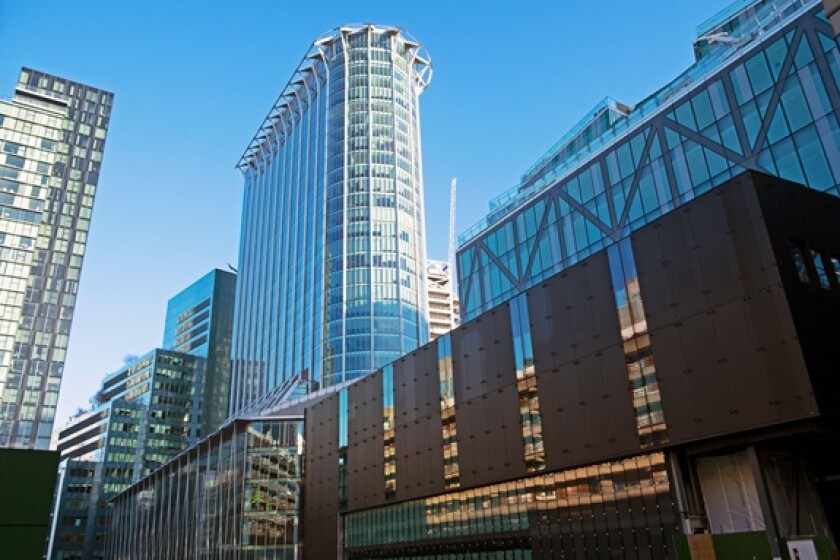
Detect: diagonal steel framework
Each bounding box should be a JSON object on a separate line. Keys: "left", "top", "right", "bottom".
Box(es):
{"left": 459, "top": 6, "right": 840, "bottom": 319}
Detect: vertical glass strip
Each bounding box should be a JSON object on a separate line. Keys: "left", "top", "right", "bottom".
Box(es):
{"left": 437, "top": 334, "right": 460, "bottom": 489}
{"left": 338, "top": 387, "right": 348, "bottom": 510}
{"left": 511, "top": 293, "right": 545, "bottom": 471}
{"left": 607, "top": 238, "right": 668, "bottom": 448}
{"left": 382, "top": 365, "right": 396, "bottom": 498}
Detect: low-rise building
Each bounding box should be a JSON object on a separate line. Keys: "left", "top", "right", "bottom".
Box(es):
{"left": 109, "top": 172, "right": 840, "bottom": 559}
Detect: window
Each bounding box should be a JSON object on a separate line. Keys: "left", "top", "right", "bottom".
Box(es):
{"left": 811, "top": 249, "right": 831, "bottom": 290}
{"left": 790, "top": 244, "right": 810, "bottom": 283}
{"left": 4, "top": 154, "right": 24, "bottom": 168}
{"left": 792, "top": 241, "right": 840, "bottom": 291}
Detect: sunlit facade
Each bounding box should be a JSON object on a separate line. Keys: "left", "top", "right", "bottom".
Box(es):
{"left": 108, "top": 419, "right": 304, "bottom": 560}
{"left": 49, "top": 266, "right": 239, "bottom": 559}
{"left": 50, "top": 349, "right": 206, "bottom": 560}
{"left": 457, "top": 0, "right": 840, "bottom": 320}
{"left": 230, "top": 24, "right": 432, "bottom": 413}
{"left": 316, "top": 171, "right": 840, "bottom": 559}
{"left": 345, "top": 452, "right": 675, "bottom": 558}
{"left": 426, "top": 260, "right": 460, "bottom": 339}
{"left": 0, "top": 68, "right": 113, "bottom": 448}
{"left": 108, "top": 2, "right": 840, "bottom": 558}
{"left": 110, "top": 171, "right": 840, "bottom": 559}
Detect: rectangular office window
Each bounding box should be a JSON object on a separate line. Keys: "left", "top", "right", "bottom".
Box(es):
{"left": 5, "top": 154, "right": 25, "bottom": 168}
{"left": 344, "top": 451, "right": 674, "bottom": 556}
{"left": 831, "top": 257, "right": 840, "bottom": 288}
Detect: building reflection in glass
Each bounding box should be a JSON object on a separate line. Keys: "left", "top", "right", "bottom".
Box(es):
{"left": 107, "top": 419, "right": 303, "bottom": 559}
{"left": 437, "top": 333, "right": 460, "bottom": 489}
{"left": 382, "top": 364, "right": 396, "bottom": 499}
{"left": 345, "top": 452, "right": 675, "bottom": 558}
{"left": 511, "top": 293, "right": 545, "bottom": 471}
{"left": 607, "top": 238, "right": 668, "bottom": 448}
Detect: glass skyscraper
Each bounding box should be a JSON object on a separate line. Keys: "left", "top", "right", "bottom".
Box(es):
{"left": 457, "top": 0, "right": 840, "bottom": 320}
{"left": 162, "top": 268, "right": 236, "bottom": 434}
{"left": 0, "top": 68, "right": 113, "bottom": 449}
{"left": 230, "top": 24, "right": 432, "bottom": 411}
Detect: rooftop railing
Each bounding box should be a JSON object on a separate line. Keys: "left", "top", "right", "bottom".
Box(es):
{"left": 458, "top": 0, "right": 814, "bottom": 247}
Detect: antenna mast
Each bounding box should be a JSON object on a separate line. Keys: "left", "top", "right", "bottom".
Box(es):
{"left": 448, "top": 178, "right": 457, "bottom": 274}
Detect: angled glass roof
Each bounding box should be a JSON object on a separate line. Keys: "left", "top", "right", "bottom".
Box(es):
{"left": 458, "top": 0, "right": 816, "bottom": 246}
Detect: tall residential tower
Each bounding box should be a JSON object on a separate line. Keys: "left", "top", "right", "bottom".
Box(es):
{"left": 230, "top": 24, "right": 432, "bottom": 411}
{"left": 0, "top": 69, "right": 113, "bottom": 448}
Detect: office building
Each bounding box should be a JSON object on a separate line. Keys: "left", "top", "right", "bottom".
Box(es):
{"left": 426, "top": 259, "right": 460, "bottom": 339}
{"left": 0, "top": 68, "right": 113, "bottom": 449}
{"left": 49, "top": 269, "right": 235, "bottom": 559}
{"left": 49, "top": 349, "right": 206, "bottom": 560}
{"left": 109, "top": 171, "right": 840, "bottom": 559}
{"left": 230, "top": 24, "right": 432, "bottom": 412}
{"left": 457, "top": 0, "right": 840, "bottom": 321}
{"left": 110, "top": 2, "right": 840, "bottom": 558}
{"left": 162, "top": 268, "right": 236, "bottom": 433}
{"left": 108, "top": 379, "right": 354, "bottom": 559}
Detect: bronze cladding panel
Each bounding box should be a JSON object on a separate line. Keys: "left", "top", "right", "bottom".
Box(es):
{"left": 303, "top": 396, "right": 340, "bottom": 560}
{"left": 348, "top": 372, "right": 384, "bottom": 511}
{"left": 393, "top": 345, "right": 445, "bottom": 502}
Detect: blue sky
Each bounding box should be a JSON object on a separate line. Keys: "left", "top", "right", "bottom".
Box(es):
{"left": 0, "top": 0, "right": 733, "bottom": 427}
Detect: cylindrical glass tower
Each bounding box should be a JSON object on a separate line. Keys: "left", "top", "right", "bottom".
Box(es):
{"left": 231, "top": 24, "right": 431, "bottom": 411}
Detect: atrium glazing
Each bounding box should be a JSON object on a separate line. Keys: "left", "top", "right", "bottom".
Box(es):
{"left": 457, "top": 0, "right": 840, "bottom": 320}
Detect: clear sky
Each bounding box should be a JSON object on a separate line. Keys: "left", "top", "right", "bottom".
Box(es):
{"left": 0, "top": 0, "right": 733, "bottom": 429}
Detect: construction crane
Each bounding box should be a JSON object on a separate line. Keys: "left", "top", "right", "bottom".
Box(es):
{"left": 448, "top": 178, "right": 457, "bottom": 276}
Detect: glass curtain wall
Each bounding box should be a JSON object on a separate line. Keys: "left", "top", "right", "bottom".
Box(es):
{"left": 345, "top": 452, "right": 676, "bottom": 559}
{"left": 0, "top": 69, "right": 113, "bottom": 448}
{"left": 107, "top": 418, "right": 304, "bottom": 560}
{"left": 230, "top": 25, "right": 432, "bottom": 414}
{"left": 457, "top": 2, "right": 840, "bottom": 320}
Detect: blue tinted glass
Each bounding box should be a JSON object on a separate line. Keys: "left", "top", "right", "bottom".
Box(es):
{"left": 339, "top": 388, "right": 348, "bottom": 447}
{"left": 745, "top": 52, "right": 773, "bottom": 95}
{"left": 457, "top": 8, "right": 840, "bottom": 321}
